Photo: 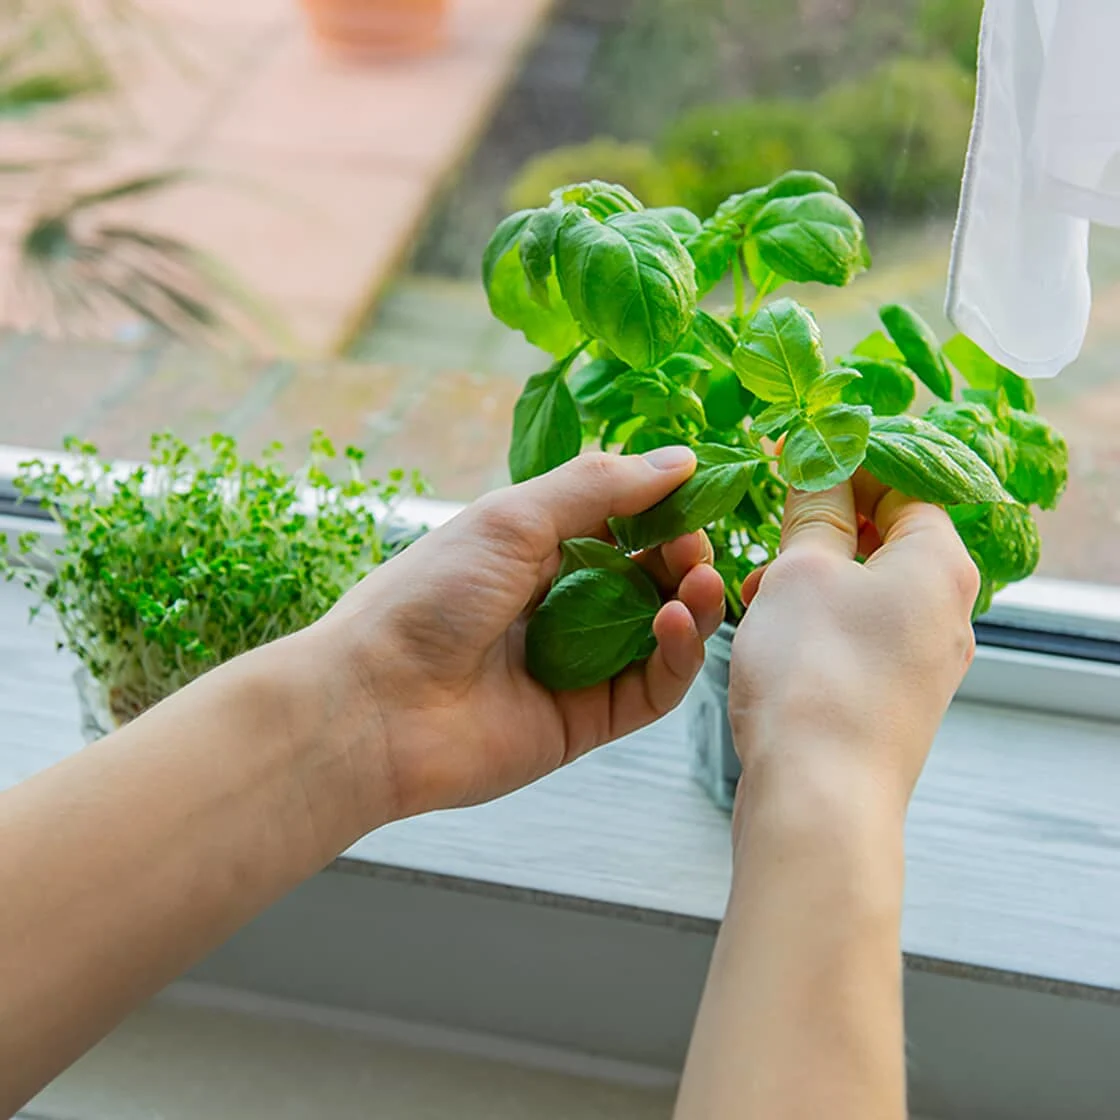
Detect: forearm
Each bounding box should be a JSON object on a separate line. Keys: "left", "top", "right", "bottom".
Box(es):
{"left": 675, "top": 757, "right": 908, "bottom": 1120}
{"left": 0, "top": 630, "right": 388, "bottom": 1113}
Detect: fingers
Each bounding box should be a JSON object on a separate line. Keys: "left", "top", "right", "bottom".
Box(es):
{"left": 495, "top": 448, "right": 697, "bottom": 560}
{"left": 634, "top": 529, "right": 713, "bottom": 593}
{"left": 739, "top": 564, "right": 767, "bottom": 611}
{"left": 779, "top": 482, "right": 858, "bottom": 560}
{"left": 603, "top": 601, "right": 705, "bottom": 743}
{"left": 676, "top": 562, "right": 725, "bottom": 640}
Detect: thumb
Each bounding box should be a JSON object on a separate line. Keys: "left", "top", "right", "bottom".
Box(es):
{"left": 503, "top": 447, "right": 697, "bottom": 551}
{"left": 780, "top": 482, "right": 859, "bottom": 560}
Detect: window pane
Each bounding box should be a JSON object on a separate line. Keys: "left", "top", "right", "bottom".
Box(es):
{"left": 1, "top": 0, "right": 1115, "bottom": 624}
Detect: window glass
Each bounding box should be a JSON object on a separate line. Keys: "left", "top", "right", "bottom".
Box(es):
{"left": 0, "top": 0, "right": 1113, "bottom": 599}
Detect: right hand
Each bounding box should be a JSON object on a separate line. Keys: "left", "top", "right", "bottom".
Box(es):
{"left": 729, "top": 472, "right": 979, "bottom": 826}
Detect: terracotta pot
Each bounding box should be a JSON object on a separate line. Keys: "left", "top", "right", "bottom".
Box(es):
{"left": 300, "top": 0, "right": 449, "bottom": 59}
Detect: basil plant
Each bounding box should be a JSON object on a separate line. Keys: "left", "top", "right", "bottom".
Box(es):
{"left": 482, "top": 174, "right": 1069, "bottom": 692}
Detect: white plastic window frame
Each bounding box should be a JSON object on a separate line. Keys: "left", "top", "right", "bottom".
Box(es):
{"left": 4, "top": 441, "right": 1120, "bottom": 724}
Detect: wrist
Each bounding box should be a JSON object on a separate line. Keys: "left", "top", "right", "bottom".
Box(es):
{"left": 733, "top": 746, "right": 908, "bottom": 867}
{"left": 245, "top": 625, "right": 402, "bottom": 850}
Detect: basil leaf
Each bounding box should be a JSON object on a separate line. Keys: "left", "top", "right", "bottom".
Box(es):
{"left": 864, "top": 416, "right": 1011, "bottom": 505}
{"left": 763, "top": 169, "right": 840, "bottom": 201}
{"left": 483, "top": 210, "right": 583, "bottom": 357}
{"left": 750, "top": 192, "right": 868, "bottom": 287}
{"left": 1004, "top": 409, "right": 1068, "bottom": 510}
{"left": 647, "top": 206, "right": 703, "bottom": 238}
{"left": 569, "top": 356, "right": 630, "bottom": 414}
{"left": 551, "top": 180, "right": 643, "bottom": 219}
{"left": 780, "top": 404, "right": 871, "bottom": 492}
{"left": 943, "top": 333, "right": 1037, "bottom": 413}
{"left": 839, "top": 356, "right": 915, "bottom": 416}
{"left": 851, "top": 329, "right": 904, "bottom": 362}
{"left": 878, "top": 304, "right": 953, "bottom": 401}
{"left": 732, "top": 298, "right": 826, "bottom": 405}
{"left": 659, "top": 352, "right": 711, "bottom": 381}
{"left": 751, "top": 401, "right": 801, "bottom": 439}
{"left": 509, "top": 352, "right": 583, "bottom": 483}
{"left": 951, "top": 502, "right": 1041, "bottom": 584}
{"left": 925, "top": 400, "right": 1014, "bottom": 483}
{"left": 685, "top": 224, "right": 736, "bottom": 297}
{"left": 691, "top": 309, "right": 738, "bottom": 368}
{"left": 558, "top": 537, "right": 661, "bottom": 598}
{"left": 525, "top": 567, "right": 659, "bottom": 691}
{"left": 616, "top": 368, "right": 707, "bottom": 429}
{"left": 556, "top": 209, "right": 698, "bottom": 370}
{"left": 685, "top": 189, "right": 765, "bottom": 296}
{"left": 804, "top": 367, "right": 861, "bottom": 412}
{"left": 704, "top": 365, "right": 755, "bottom": 430}
{"left": 519, "top": 207, "right": 564, "bottom": 308}
{"left": 608, "top": 443, "right": 761, "bottom": 552}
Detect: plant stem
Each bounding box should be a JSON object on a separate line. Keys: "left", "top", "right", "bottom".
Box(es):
{"left": 747, "top": 269, "right": 777, "bottom": 320}
{"left": 732, "top": 248, "right": 746, "bottom": 321}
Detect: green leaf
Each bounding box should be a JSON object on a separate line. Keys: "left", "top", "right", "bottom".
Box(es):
{"left": 659, "top": 353, "right": 711, "bottom": 381}
{"left": 525, "top": 567, "right": 660, "bottom": 690}
{"left": 519, "top": 208, "right": 564, "bottom": 308}
{"left": 617, "top": 368, "right": 706, "bottom": 429}
{"left": 732, "top": 298, "right": 826, "bottom": 405}
{"left": 608, "top": 444, "right": 761, "bottom": 552}
{"left": 878, "top": 304, "right": 953, "bottom": 401}
{"left": 703, "top": 365, "right": 755, "bottom": 430}
{"left": 556, "top": 209, "right": 697, "bottom": 370}
{"left": 863, "top": 416, "right": 1011, "bottom": 505}
{"left": 508, "top": 352, "right": 583, "bottom": 483}
{"left": 684, "top": 189, "right": 765, "bottom": 296}
{"left": 557, "top": 537, "right": 661, "bottom": 598}
{"left": 951, "top": 503, "right": 1041, "bottom": 584}
{"left": 646, "top": 206, "right": 702, "bottom": 238}
{"left": 691, "top": 309, "right": 738, "bottom": 367}
{"left": 751, "top": 401, "right": 801, "bottom": 439}
{"left": 804, "top": 367, "right": 861, "bottom": 412}
{"left": 1004, "top": 409, "right": 1068, "bottom": 510}
{"left": 851, "top": 329, "right": 904, "bottom": 361}
{"left": 763, "top": 170, "right": 840, "bottom": 200}
{"left": 551, "top": 180, "right": 644, "bottom": 219}
{"left": 685, "top": 224, "right": 736, "bottom": 297}
{"left": 779, "top": 404, "right": 871, "bottom": 491}
{"left": 839, "top": 357, "right": 915, "bottom": 416}
{"left": 749, "top": 192, "right": 868, "bottom": 287}
{"left": 569, "top": 356, "right": 631, "bottom": 420}
{"left": 483, "top": 211, "right": 583, "bottom": 356}
{"left": 925, "top": 400, "right": 1014, "bottom": 483}
{"left": 943, "top": 333, "right": 1037, "bottom": 412}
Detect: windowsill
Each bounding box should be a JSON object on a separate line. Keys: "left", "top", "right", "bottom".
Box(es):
{"left": 4, "top": 571, "right": 1120, "bottom": 996}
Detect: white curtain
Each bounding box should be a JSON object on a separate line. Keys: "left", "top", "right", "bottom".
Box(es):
{"left": 946, "top": 0, "right": 1120, "bottom": 378}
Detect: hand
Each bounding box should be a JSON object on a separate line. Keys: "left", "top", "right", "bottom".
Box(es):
{"left": 310, "top": 448, "right": 725, "bottom": 821}
{"left": 730, "top": 473, "right": 979, "bottom": 826}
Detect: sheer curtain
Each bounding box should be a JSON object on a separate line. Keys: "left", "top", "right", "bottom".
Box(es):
{"left": 947, "top": 0, "right": 1120, "bottom": 378}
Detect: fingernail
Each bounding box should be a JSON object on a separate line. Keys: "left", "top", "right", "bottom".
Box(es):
{"left": 643, "top": 445, "right": 695, "bottom": 471}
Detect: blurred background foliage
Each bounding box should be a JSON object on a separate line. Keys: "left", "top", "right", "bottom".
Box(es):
{"left": 414, "top": 0, "right": 982, "bottom": 276}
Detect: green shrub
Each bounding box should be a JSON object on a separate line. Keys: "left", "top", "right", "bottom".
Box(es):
{"left": 660, "top": 100, "right": 852, "bottom": 219}
{"left": 918, "top": 0, "right": 983, "bottom": 72}
{"left": 3, "top": 433, "right": 425, "bottom": 725}
{"left": 505, "top": 138, "right": 677, "bottom": 213}
{"left": 820, "top": 57, "right": 975, "bottom": 214}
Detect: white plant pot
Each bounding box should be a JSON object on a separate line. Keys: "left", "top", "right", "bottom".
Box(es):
{"left": 74, "top": 668, "right": 115, "bottom": 744}
{"left": 686, "top": 621, "right": 741, "bottom": 811}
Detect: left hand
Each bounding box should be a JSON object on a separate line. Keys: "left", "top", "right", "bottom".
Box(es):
{"left": 308, "top": 448, "right": 725, "bottom": 821}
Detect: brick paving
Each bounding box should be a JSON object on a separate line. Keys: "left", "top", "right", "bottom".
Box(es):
{"left": 0, "top": 0, "right": 553, "bottom": 354}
